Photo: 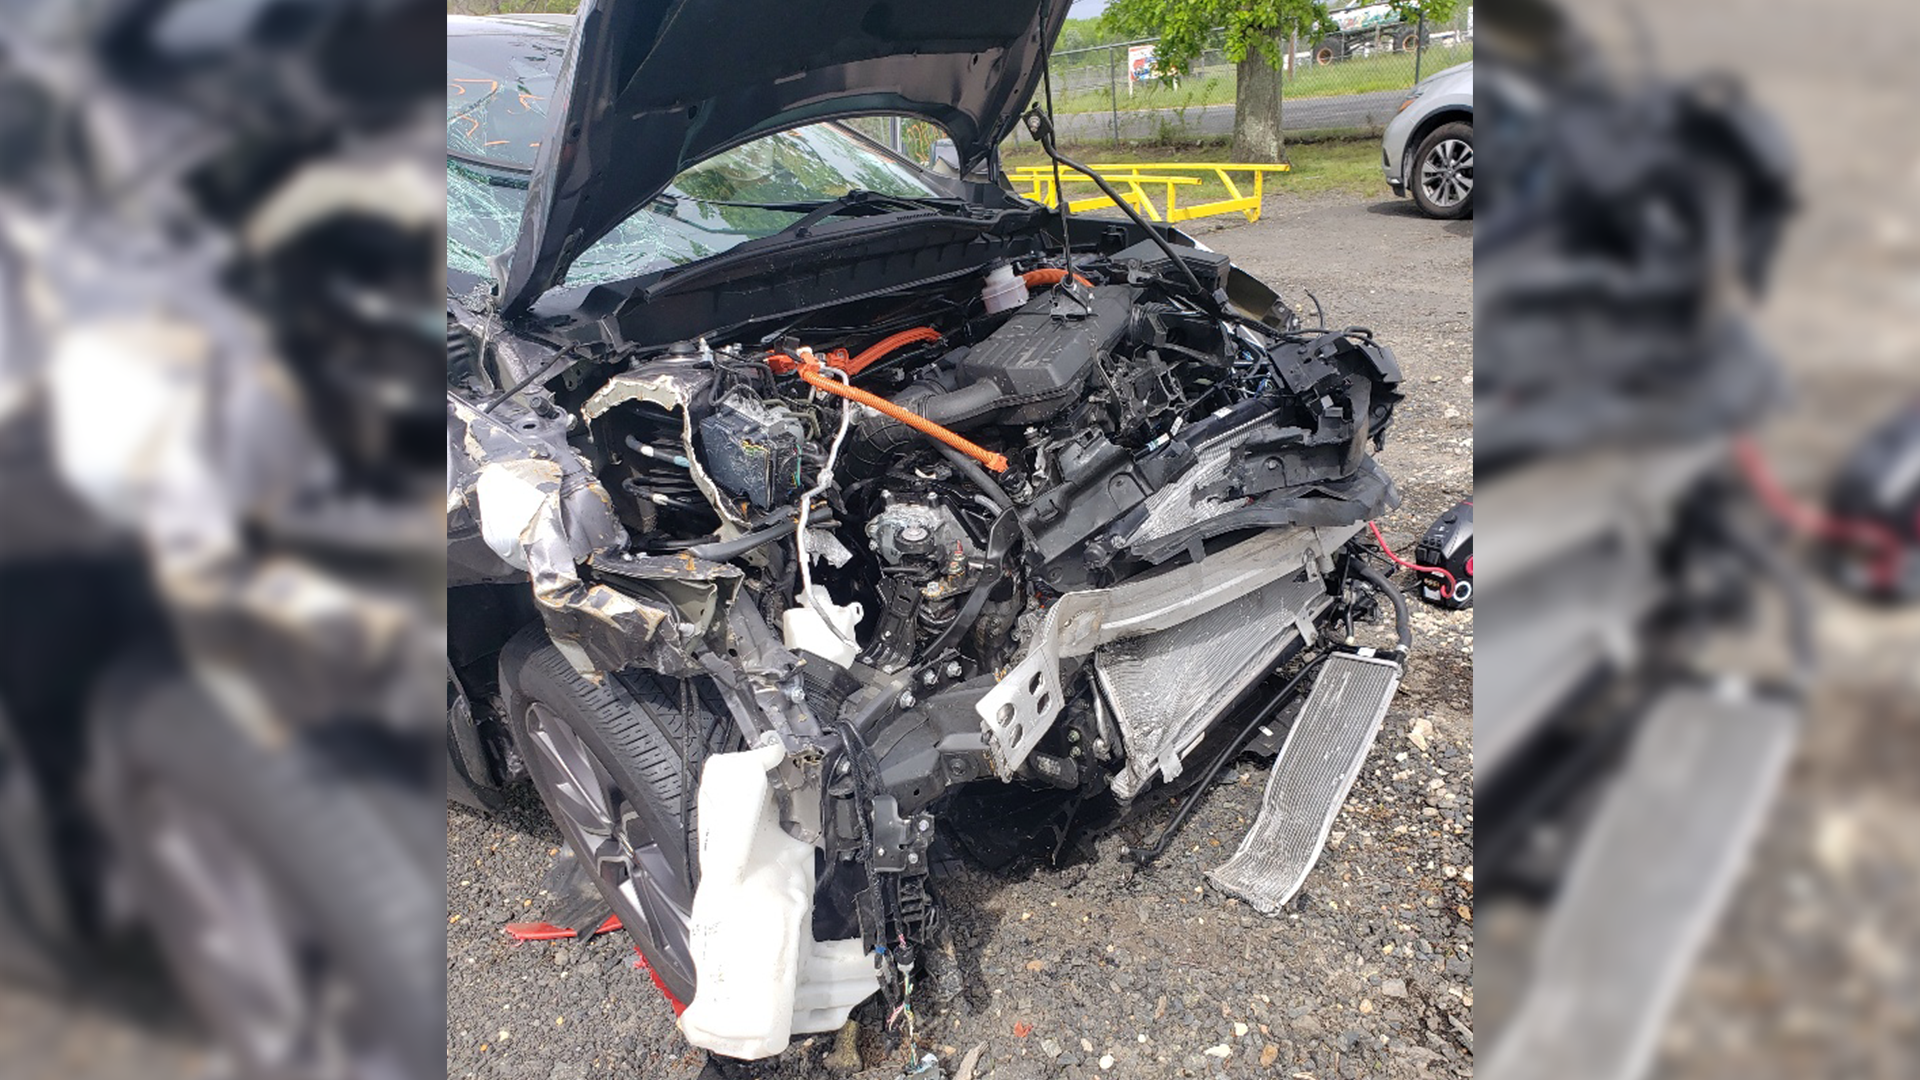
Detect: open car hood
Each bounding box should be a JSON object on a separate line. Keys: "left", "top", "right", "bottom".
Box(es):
{"left": 497, "top": 0, "right": 1069, "bottom": 313}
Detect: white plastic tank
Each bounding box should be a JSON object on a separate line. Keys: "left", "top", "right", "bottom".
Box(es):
{"left": 781, "top": 587, "right": 863, "bottom": 668}
{"left": 678, "top": 740, "right": 877, "bottom": 1059}
{"left": 980, "top": 262, "right": 1029, "bottom": 315}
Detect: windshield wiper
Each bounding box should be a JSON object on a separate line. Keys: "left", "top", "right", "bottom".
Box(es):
{"left": 676, "top": 189, "right": 971, "bottom": 239}
{"left": 776, "top": 190, "right": 974, "bottom": 240}
{"left": 448, "top": 152, "right": 532, "bottom": 188}
{"left": 641, "top": 193, "right": 996, "bottom": 296}
{"left": 693, "top": 189, "right": 963, "bottom": 214}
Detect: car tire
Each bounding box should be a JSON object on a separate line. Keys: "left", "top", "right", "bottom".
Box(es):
{"left": 1410, "top": 121, "right": 1473, "bottom": 219}
{"left": 498, "top": 623, "right": 737, "bottom": 1005}
{"left": 92, "top": 671, "right": 443, "bottom": 1080}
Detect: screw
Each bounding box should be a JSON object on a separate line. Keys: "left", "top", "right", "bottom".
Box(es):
{"left": 908, "top": 852, "right": 920, "bottom": 865}
{"left": 1066, "top": 728, "right": 1082, "bottom": 743}
{"left": 876, "top": 847, "right": 886, "bottom": 857}
{"left": 898, "top": 691, "right": 917, "bottom": 709}
{"left": 922, "top": 669, "right": 939, "bottom": 687}
{"left": 944, "top": 661, "right": 964, "bottom": 679}
{"left": 916, "top": 817, "right": 932, "bottom": 833}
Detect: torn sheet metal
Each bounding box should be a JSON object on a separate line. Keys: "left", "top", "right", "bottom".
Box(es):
{"left": 168, "top": 554, "right": 443, "bottom": 736}
{"left": 581, "top": 366, "right": 752, "bottom": 538}
{"left": 452, "top": 386, "right": 809, "bottom": 729}
{"left": 37, "top": 287, "right": 442, "bottom": 734}
{"left": 452, "top": 392, "right": 714, "bottom": 678}
{"left": 449, "top": 394, "right": 625, "bottom": 567}
{"left": 588, "top": 551, "right": 743, "bottom": 631}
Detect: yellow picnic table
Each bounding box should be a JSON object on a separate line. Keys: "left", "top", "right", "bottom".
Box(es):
{"left": 1009, "top": 161, "right": 1292, "bottom": 224}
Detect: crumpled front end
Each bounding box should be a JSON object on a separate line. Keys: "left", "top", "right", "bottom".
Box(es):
{"left": 449, "top": 214, "right": 1407, "bottom": 1058}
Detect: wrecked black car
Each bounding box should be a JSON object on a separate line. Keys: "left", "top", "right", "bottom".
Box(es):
{"left": 447, "top": 2, "right": 1411, "bottom": 1061}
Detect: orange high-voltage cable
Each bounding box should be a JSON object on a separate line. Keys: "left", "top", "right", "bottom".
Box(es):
{"left": 770, "top": 348, "right": 1010, "bottom": 473}
{"left": 1022, "top": 267, "right": 1093, "bottom": 289}
{"left": 839, "top": 326, "right": 942, "bottom": 376}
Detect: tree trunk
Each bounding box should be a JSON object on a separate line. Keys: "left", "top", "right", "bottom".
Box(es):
{"left": 1231, "top": 38, "right": 1284, "bottom": 163}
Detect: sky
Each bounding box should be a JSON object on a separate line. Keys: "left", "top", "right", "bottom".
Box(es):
{"left": 1067, "top": 0, "right": 1110, "bottom": 15}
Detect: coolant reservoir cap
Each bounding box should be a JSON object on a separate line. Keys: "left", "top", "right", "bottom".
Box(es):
{"left": 980, "top": 260, "right": 1029, "bottom": 315}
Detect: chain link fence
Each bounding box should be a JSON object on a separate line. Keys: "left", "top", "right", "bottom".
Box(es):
{"left": 448, "top": 2, "right": 1470, "bottom": 151}
{"left": 1022, "top": 11, "right": 1472, "bottom": 147}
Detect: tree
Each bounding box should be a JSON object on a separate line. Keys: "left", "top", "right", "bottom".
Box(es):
{"left": 1101, "top": 1, "right": 1461, "bottom": 161}
{"left": 1054, "top": 17, "right": 1127, "bottom": 52}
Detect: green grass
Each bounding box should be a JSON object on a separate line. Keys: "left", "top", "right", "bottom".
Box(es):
{"left": 998, "top": 137, "right": 1386, "bottom": 209}
{"left": 447, "top": 1, "right": 580, "bottom": 14}
{"left": 1052, "top": 44, "right": 1473, "bottom": 113}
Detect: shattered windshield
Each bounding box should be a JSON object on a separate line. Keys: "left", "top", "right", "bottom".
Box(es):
{"left": 447, "top": 26, "right": 945, "bottom": 288}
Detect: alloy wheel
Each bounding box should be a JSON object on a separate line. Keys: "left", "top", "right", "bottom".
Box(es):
{"left": 1419, "top": 137, "right": 1473, "bottom": 210}
{"left": 519, "top": 701, "right": 696, "bottom": 992}
{"left": 139, "top": 787, "right": 404, "bottom": 1080}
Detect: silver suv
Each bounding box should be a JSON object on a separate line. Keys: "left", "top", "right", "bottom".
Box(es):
{"left": 1383, "top": 60, "right": 1474, "bottom": 218}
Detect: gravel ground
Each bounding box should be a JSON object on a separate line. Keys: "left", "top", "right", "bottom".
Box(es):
{"left": 0, "top": 980, "right": 205, "bottom": 1080}
{"left": 1464, "top": 3, "right": 1920, "bottom": 1076}
{"left": 1639, "top": 1, "right": 1920, "bottom": 1075}
{"left": 445, "top": 189, "right": 1475, "bottom": 1080}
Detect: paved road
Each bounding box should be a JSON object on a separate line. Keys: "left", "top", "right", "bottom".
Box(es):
{"left": 1049, "top": 89, "right": 1409, "bottom": 142}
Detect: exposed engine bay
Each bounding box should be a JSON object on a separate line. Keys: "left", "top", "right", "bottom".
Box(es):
{"left": 448, "top": 233, "right": 1405, "bottom": 1057}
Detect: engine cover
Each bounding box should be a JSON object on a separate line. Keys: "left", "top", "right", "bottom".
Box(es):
{"left": 949, "top": 285, "right": 1135, "bottom": 427}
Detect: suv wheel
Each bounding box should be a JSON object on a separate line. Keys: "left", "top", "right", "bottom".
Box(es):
{"left": 498, "top": 624, "right": 737, "bottom": 1005}
{"left": 94, "top": 672, "right": 442, "bottom": 1080}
